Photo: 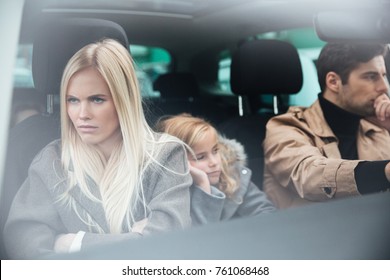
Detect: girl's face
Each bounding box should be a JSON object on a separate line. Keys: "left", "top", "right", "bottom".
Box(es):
{"left": 66, "top": 67, "right": 121, "bottom": 158}
{"left": 188, "top": 129, "right": 222, "bottom": 185}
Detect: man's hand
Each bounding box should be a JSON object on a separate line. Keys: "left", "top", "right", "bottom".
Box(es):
{"left": 366, "top": 94, "right": 390, "bottom": 131}
{"left": 374, "top": 93, "right": 390, "bottom": 121}
{"left": 385, "top": 162, "right": 390, "bottom": 183}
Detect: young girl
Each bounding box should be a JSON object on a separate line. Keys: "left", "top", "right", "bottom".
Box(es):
{"left": 4, "top": 39, "right": 192, "bottom": 259}
{"left": 156, "top": 114, "right": 275, "bottom": 226}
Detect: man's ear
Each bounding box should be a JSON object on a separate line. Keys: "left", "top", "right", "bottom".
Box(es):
{"left": 325, "top": 72, "right": 341, "bottom": 93}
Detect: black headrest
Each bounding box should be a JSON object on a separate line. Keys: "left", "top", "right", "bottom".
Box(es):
{"left": 32, "top": 18, "right": 129, "bottom": 96}
{"left": 153, "top": 73, "right": 199, "bottom": 99}
{"left": 230, "top": 40, "right": 303, "bottom": 96}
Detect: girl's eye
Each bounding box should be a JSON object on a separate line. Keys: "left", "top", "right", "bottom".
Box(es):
{"left": 196, "top": 155, "right": 205, "bottom": 160}
{"left": 212, "top": 148, "right": 219, "bottom": 154}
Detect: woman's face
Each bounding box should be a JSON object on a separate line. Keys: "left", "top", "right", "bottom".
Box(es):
{"left": 66, "top": 67, "right": 121, "bottom": 158}
{"left": 188, "top": 129, "right": 222, "bottom": 185}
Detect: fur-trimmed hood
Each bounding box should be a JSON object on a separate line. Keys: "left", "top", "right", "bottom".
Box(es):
{"left": 218, "top": 134, "right": 248, "bottom": 170}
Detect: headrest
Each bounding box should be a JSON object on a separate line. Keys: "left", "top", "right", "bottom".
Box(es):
{"left": 153, "top": 73, "right": 199, "bottom": 99}
{"left": 230, "top": 40, "right": 303, "bottom": 96}
{"left": 32, "top": 18, "right": 129, "bottom": 96}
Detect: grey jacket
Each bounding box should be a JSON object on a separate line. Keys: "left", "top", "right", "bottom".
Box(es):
{"left": 190, "top": 137, "right": 275, "bottom": 226}
{"left": 4, "top": 139, "right": 192, "bottom": 259}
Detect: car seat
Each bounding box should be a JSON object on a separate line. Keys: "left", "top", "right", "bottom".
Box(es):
{"left": 151, "top": 72, "right": 234, "bottom": 126}
{"left": 218, "top": 39, "right": 303, "bottom": 189}
{"left": 150, "top": 72, "right": 200, "bottom": 121}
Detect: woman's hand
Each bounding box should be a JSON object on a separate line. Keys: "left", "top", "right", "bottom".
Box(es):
{"left": 132, "top": 218, "right": 148, "bottom": 234}
{"left": 54, "top": 233, "right": 76, "bottom": 253}
{"left": 189, "top": 162, "right": 211, "bottom": 194}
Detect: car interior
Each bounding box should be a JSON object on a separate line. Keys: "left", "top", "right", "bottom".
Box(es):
{"left": 1, "top": 0, "right": 390, "bottom": 260}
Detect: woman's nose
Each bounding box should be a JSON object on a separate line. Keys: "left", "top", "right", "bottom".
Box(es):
{"left": 79, "top": 103, "right": 91, "bottom": 120}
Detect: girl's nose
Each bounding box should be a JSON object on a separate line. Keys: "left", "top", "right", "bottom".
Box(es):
{"left": 208, "top": 154, "right": 218, "bottom": 167}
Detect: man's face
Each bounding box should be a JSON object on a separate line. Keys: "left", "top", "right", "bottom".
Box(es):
{"left": 337, "top": 55, "right": 389, "bottom": 117}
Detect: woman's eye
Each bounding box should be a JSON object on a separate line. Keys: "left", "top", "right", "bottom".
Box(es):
{"left": 92, "top": 97, "right": 105, "bottom": 103}
{"left": 67, "top": 97, "right": 78, "bottom": 104}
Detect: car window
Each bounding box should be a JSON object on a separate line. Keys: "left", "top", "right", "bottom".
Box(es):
{"left": 12, "top": 44, "right": 171, "bottom": 97}
{"left": 217, "top": 27, "right": 325, "bottom": 107}
{"left": 13, "top": 44, "right": 33, "bottom": 88}
{"left": 129, "top": 45, "right": 171, "bottom": 97}
{"left": 4, "top": 0, "right": 390, "bottom": 266}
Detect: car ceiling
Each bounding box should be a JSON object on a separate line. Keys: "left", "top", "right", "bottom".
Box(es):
{"left": 20, "top": 0, "right": 389, "bottom": 57}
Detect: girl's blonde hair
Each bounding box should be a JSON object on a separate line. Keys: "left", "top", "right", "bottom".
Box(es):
{"left": 60, "top": 39, "right": 180, "bottom": 233}
{"left": 156, "top": 114, "right": 239, "bottom": 197}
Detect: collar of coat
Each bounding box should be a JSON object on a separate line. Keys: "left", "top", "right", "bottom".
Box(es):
{"left": 288, "top": 100, "right": 384, "bottom": 139}
{"left": 218, "top": 135, "right": 248, "bottom": 169}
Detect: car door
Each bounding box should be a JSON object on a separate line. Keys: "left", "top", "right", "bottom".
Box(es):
{"left": 0, "top": 0, "right": 25, "bottom": 259}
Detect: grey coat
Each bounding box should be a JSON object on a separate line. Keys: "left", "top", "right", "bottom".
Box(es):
{"left": 190, "top": 137, "right": 276, "bottom": 226}
{"left": 4, "top": 139, "right": 192, "bottom": 259}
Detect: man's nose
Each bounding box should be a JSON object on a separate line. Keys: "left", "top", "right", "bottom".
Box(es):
{"left": 377, "top": 75, "right": 390, "bottom": 94}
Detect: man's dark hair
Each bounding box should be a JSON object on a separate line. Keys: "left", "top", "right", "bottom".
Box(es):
{"left": 317, "top": 43, "right": 388, "bottom": 91}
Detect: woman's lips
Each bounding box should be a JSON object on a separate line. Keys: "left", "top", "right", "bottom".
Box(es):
{"left": 78, "top": 125, "right": 98, "bottom": 133}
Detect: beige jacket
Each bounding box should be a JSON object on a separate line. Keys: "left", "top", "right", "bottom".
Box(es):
{"left": 263, "top": 100, "right": 390, "bottom": 209}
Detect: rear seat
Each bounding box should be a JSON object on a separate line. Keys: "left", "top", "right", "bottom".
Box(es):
{"left": 218, "top": 39, "right": 303, "bottom": 189}
{"left": 150, "top": 72, "right": 234, "bottom": 126}
{"left": 150, "top": 72, "right": 201, "bottom": 121}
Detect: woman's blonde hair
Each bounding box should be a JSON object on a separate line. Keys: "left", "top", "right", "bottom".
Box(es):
{"left": 60, "top": 39, "right": 180, "bottom": 233}
{"left": 156, "top": 114, "right": 239, "bottom": 197}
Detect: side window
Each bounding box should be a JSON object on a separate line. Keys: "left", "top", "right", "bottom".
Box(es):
{"left": 218, "top": 50, "right": 232, "bottom": 93}
{"left": 13, "top": 44, "right": 33, "bottom": 88}
{"left": 130, "top": 45, "right": 171, "bottom": 97}
{"left": 12, "top": 44, "right": 171, "bottom": 97}
{"left": 289, "top": 48, "right": 321, "bottom": 107}
{"left": 217, "top": 28, "right": 324, "bottom": 107}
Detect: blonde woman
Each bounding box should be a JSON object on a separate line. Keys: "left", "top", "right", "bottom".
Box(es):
{"left": 4, "top": 39, "right": 192, "bottom": 259}
{"left": 156, "top": 114, "right": 275, "bottom": 226}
